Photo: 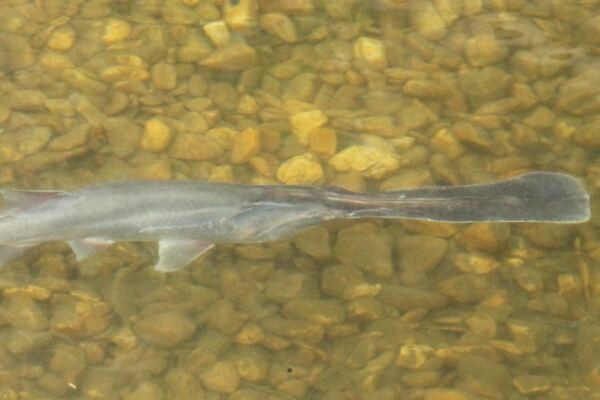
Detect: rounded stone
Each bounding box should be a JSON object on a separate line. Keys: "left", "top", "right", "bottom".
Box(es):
{"left": 140, "top": 118, "right": 172, "bottom": 152}
{"left": 133, "top": 311, "right": 196, "bottom": 347}
{"left": 276, "top": 153, "right": 324, "bottom": 185}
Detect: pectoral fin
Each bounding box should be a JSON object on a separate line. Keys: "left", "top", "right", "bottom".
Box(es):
{"left": 154, "top": 239, "right": 214, "bottom": 272}
{"left": 68, "top": 238, "right": 115, "bottom": 261}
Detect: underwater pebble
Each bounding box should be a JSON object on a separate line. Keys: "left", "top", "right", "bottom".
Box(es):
{"left": 140, "top": 118, "right": 172, "bottom": 152}
{"left": 276, "top": 153, "right": 324, "bottom": 184}
{"left": 232, "top": 347, "right": 270, "bottom": 383}
{"left": 102, "top": 19, "right": 131, "bottom": 44}
{"left": 170, "top": 133, "right": 225, "bottom": 161}
{"left": 329, "top": 145, "right": 399, "bottom": 179}
{"left": 379, "top": 284, "right": 447, "bottom": 310}
{"left": 199, "top": 360, "right": 240, "bottom": 393}
{"left": 353, "top": 37, "right": 388, "bottom": 69}
{"left": 411, "top": 1, "right": 448, "bottom": 40}
{"left": 293, "top": 226, "right": 331, "bottom": 259}
{"left": 200, "top": 43, "right": 257, "bottom": 71}
{"left": 151, "top": 62, "right": 177, "bottom": 90}
{"left": 513, "top": 374, "right": 551, "bottom": 395}
{"left": 458, "top": 223, "right": 510, "bottom": 253}
{"left": 231, "top": 127, "right": 261, "bottom": 164}
{"left": 321, "top": 264, "right": 381, "bottom": 300}
{"left": 48, "top": 125, "right": 89, "bottom": 151}
{"left": 50, "top": 293, "right": 112, "bottom": 338}
{"left": 424, "top": 388, "right": 470, "bottom": 400}
{"left": 133, "top": 311, "right": 196, "bottom": 347}
{"left": 165, "top": 368, "right": 205, "bottom": 400}
{"left": 398, "top": 235, "right": 448, "bottom": 273}
{"left": 334, "top": 222, "right": 394, "bottom": 278}
{"left": 283, "top": 298, "right": 346, "bottom": 325}
{"left": 260, "top": 13, "right": 298, "bottom": 43}
{"left": 47, "top": 26, "right": 76, "bottom": 51}
{"left": 289, "top": 109, "right": 328, "bottom": 145}
{"left": 122, "top": 381, "right": 163, "bottom": 400}
{"left": 308, "top": 127, "right": 337, "bottom": 158}
{"left": 203, "top": 20, "right": 231, "bottom": 48}
{"left": 453, "top": 252, "right": 499, "bottom": 274}
{"left": 465, "top": 34, "right": 508, "bottom": 67}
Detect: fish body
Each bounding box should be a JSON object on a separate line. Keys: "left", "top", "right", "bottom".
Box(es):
{"left": 0, "top": 172, "right": 590, "bottom": 271}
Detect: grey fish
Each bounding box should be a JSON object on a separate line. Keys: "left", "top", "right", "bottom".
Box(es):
{"left": 0, "top": 172, "right": 590, "bottom": 272}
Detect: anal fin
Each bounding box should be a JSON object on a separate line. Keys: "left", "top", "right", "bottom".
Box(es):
{"left": 68, "top": 238, "right": 115, "bottom": 262}
{"left": 154, "top": 239, "right": 214, "bottom": 272}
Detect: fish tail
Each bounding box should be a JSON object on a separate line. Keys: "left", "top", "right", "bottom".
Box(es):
{"left": 326, "top": 172, "right": 590, "bottom": 223}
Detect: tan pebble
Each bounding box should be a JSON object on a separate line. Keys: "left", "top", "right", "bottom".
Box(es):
{"left": 465, "top": 312, "right": 497, "bottom": 338}
{"left": 249, "top": 156, "right": 274, "bottom": 177}
{"left": 259, "top": 13, "right": 298, "bottom": 43}
{"left": 0, "top": 144, "right": 23, "bottom": 163}
{"left": 334, "top": 223, "right": 394, "bottom": 278}
{"left": 465, "top": 34, "right": 508, "bottom": 67}
{"left": 396, "top": 344, "right": 434, "bottom": 369}
{"left": 48, "top": 125, "right": 88, "bottom": 151}
{"left": 293, "top": 226, "right": 331, "bottom": 259}
{"left": 137, "top": 159, "right": 172, "bottom": 181}
{"left": 133, "top": 311, "right": 196, "bottom": 347}
{"left": 459, "top": 223, "right": 510, "bottom": 253}
{"left": 411, "top": 1, "right": 448, "bottom": 40}
{"left": 209, "top": 165, "right": 234, "bottom": 183}
{"left": 199, "top": 361, "right": 240, "bottom": 393}
{"left": 200, "top": 42, "right": 257, "bottom": 71}
{"left": 40, "top": 52, "right": 73, "bottom": 70}
{"left": 101, "top": 65, "right": 149, "bottom": 82}
{"left": 398, "top": 235, "right": 448, "bottom": 273}
{"left": 203, "top": 20, "right": 230, "bottom": 47}
{"left": 289, "top": 109, "right": 328, "bottom": 145}
{"left": 276, "top": 153, "right": 324, "bottom": 185}
{"left": 231, "top": 127, "right": 261, "bottom": 164}
{"left": 140, "top": 118, "right": 172, "bottom": 152}
{"left": 513, "top": 374, "right": 551, "bottom": 395}
{"left": 47, "top": 26, "right": 76, "bottom": 51}
{"left": 235, "top": 322, "right": 264, "bottom": 344}
{"left": 453, "top": 252, "right": 499, "bottom": 274}
{"left": 433, "top": 0, "right": 462, "bottom": 25}
{"left": 431, "top": 128, "right": 464, "bottom": 159}
{"left": 0, "top": 102, "right": 10, "bottom": 124}
{"left": 329, "top": 145, "right": 399, "bottom": 179}
{"left": 379, "top": 168, "right": 433, "bottom": 191}
{"left": 122, "top": 381, "right": 163, "bottom": 400}
{"left": 102, "top": 19, "right": 131, "bottom": 44}
{"left": 330, "top": 172, "right": 366, "bottom": 193}
{"left": 151, "top": 62, "right": 177, "bottom": 90}
{"left": 353, "top": 36, "right": 387, "bottom": 69}
{"left": 224, "top": 0, "right": 258, "bottom": 31}
{"left": 170, "top": 133, "right": 224, "bottom": 161}
{"left": 308, "top": 127, "right": 337, "bottom": 158}
{"left": 237, "top": 94, "right": 258, "bottom": 114}
{"left": 424, "top": 388, "right": 470, "bottom": 400}
{"left": 463, "top": 0, "right": 483, "bottom": 15}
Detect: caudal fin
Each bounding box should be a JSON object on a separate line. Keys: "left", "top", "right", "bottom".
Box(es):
{"left": 331, "top": 172, "right": 591, "bottom": 224}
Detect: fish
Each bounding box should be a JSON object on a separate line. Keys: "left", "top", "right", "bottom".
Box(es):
{"left": 0, "top": 171, "right": 590, "bottom": 272}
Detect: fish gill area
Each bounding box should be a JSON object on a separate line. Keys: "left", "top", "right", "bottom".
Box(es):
{"left": 0, "top": 0, "right": 599, "bottom": 399}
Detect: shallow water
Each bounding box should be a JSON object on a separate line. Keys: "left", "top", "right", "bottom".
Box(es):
{"left": 0, "top": 0, "right": 599, "bottom": 398}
